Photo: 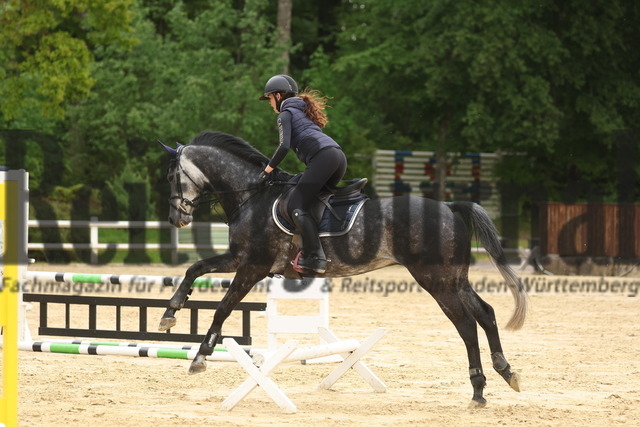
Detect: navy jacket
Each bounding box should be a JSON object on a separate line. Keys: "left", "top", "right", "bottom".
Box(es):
{"left": 267, "top": 97, "right": 340, "bottom": 168}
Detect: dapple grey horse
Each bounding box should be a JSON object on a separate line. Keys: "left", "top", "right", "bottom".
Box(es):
{"left": 157, "top": 131, "right": 527, "bottom": 406}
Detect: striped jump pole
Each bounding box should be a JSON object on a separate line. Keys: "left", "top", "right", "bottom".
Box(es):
{"left": 33, "top": 338, "right": 227, "bottom": 350}
{"left": 19, "top": 340, "right": 265, "bottom": 364}
{"left": 23, "top": 270, "right": 232, "bottom": 289}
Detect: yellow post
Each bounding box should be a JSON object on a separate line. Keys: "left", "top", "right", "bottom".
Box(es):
{"left": 1, "top": 170, "right": 26, "bottom": 427}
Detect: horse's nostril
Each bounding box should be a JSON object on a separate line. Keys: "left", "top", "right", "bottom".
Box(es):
{"left": 168, "top": 216, "right": 174, "bottom": 225}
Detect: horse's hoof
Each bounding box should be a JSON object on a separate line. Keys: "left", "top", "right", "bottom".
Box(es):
{"left": 158, "top": 317, "right": 176, "bottom": 331}
{"left": 508, "top": 372, "right": 521, "bottom": 392}
{"left": 188, "top": 355, "right": 207, "bottom": 374}
{"left": 468, "top": 398, "right": 487, "bottom": 409}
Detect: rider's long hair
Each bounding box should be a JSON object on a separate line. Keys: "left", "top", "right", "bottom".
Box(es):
{"left": 299, "top": 89, "right": 329, "bottom": 128}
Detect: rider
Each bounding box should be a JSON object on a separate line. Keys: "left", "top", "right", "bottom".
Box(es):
{"left": 258, "top": 74, "right": 347, "bottom": 274}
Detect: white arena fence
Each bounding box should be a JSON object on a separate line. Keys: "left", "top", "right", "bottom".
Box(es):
{"left": 26, "top": 149, "right": 522, "bottom": 266}
{"left": 28, "top": 216, "right": 506, "bottom": 265}
{"left": 28, "top": 218, "right": 229, "bottom": 264}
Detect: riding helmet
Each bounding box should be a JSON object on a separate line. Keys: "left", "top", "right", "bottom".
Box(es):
{"left": 259, "top": 74, "right": 298, "bottom": 100}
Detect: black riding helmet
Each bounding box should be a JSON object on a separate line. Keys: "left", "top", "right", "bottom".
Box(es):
{"left": 259, "top": 74, "right": 298, "bottom": 100}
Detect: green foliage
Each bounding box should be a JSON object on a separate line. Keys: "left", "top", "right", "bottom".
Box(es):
{"left": 50, "top": 184, "right": 87, "bottom": 202}
{"left": 303, "top": 47, "right": 379, "bottom": 179}
{"left": 105, "top": 161, "right": 155, "bottom": 220}
{"left": 0, "top": 0, "right": 135, "bottom": 126}
{"left": 65, "top": 0, "right": 283, "bottom": 188}
{"left": 313, "top": 0, "right": 640, "bottom": 201}
{"left": 2, "top": 0, "right": 639, "bottom": 226}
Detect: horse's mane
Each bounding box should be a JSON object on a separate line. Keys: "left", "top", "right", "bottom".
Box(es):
{"left": 189, "top": 131, "right": 269, "bottom": 166}
{"left": 189, "top": 131, "right": 293, "bottom": 181}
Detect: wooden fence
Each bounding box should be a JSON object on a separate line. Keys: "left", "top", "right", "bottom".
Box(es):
{"left": 540, "top": 203, "right": 640, "bottom": 258}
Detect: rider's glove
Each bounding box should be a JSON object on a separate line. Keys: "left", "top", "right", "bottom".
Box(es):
{"left": 257, "top": 170, "right": 271, "bottom": 185}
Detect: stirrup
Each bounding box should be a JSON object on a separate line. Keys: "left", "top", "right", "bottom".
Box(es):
{"left": 291, "top": 251, "right": 327, "bottom": 274}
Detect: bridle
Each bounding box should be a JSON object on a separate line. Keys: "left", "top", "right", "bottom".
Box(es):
{"left": 168, "top": 145, "right": 276, "bottom": 222}
{"left": 167, "top": 146, "right": 215, "bottom": 217}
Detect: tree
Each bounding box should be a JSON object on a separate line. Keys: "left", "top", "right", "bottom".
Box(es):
{"left": 277, "top": 0, "right": 293, "bottom": 74}
{"left": 0, "top": 0, "right": 135, "bottom": 129}
{"left": 64, "top": 0, "right": 286, "bottom": 198}
{"left": 315, "top": 0, "right": 640, "bottom": 201}
{"left": 4, "top": 0, "right": 639, "bottom": 226}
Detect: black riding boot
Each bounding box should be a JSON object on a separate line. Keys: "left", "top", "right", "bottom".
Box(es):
{"left": 292, "top": 209, "right": 327, "bottom": 274}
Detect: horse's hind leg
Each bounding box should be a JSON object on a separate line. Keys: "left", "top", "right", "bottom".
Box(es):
{"left": 460, "top": 286, "right": 521, "bottom": 392}
{"left": 429, "top": 287, "right": 488, "bottom": 407}
{"left": 158, "top": 253, "right": 238, "bottom": 331}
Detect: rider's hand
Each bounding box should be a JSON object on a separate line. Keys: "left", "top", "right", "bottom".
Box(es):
{"left": 257, "top": 170, "right": 271, "bottom": 184}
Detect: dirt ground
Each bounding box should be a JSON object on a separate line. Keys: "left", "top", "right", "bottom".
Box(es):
{"left": 5, "top": 262, "right": 640, "bottom": 426}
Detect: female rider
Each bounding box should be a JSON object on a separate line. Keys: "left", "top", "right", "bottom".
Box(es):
{"left": 258, "top": 74, "right": 347, "bottom": 274}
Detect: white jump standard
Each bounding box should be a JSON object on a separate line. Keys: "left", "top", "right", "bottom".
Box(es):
{"left": 221, "top": 327, "right": 387, "bottom": 413}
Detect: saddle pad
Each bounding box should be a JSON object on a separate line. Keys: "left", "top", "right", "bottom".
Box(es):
{"left": 271, "top": 196, "right": 367, "bottom": 237}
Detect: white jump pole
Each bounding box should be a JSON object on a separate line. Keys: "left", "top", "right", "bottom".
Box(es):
{"left": 23, "top": 270, "right": 232, "bottom": 289}
{"left": 281, "top": 338, "right": 359, "bottom": 363}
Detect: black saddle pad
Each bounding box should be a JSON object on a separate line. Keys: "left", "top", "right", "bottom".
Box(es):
{"left": 272, "top": 196, "right": 367, "bottom": 237}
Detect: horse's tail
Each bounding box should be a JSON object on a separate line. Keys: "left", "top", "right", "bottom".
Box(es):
{"left": 448, "top": 201, "right": 528, "bottom": 330}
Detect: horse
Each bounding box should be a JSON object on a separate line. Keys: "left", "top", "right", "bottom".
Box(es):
{"left": 157, "top": 130, "right": 528, "bottom": 407}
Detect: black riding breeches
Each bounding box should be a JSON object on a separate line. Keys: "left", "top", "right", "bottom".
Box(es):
{"left": 287, "top": 147, "right": 347, "bottom": 216}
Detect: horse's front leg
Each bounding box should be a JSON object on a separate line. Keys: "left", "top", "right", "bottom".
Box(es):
{"left": 189, "top": 268, "right": 266, "bottom": 374}
{"left": 158, "top": 253, "right": 238, "bottom": 331}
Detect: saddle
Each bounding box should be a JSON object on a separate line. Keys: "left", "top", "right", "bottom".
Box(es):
{"left": 272, "top": 175, "right": 369, "bottom": 237}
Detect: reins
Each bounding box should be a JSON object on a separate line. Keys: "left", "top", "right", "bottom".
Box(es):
{"left": 169, "top": 146, "right": 285, "bottom": 223}
{"left": 203, "top": 181, "right": 286, "bottom": 225}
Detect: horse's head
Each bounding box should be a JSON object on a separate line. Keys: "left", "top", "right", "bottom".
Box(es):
{"left": 158, "top": 140, "right": 209, "bottom": 228}
{"left": 159, "top": 131, "right": 288, "bottom": 227}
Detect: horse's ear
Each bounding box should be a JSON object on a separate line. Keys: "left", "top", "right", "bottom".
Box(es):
{"left": 157, "top": 140, "right": 178, "bottom": 158}
{"left": 176, "top": 141, "right": 184, "bottom": 148}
